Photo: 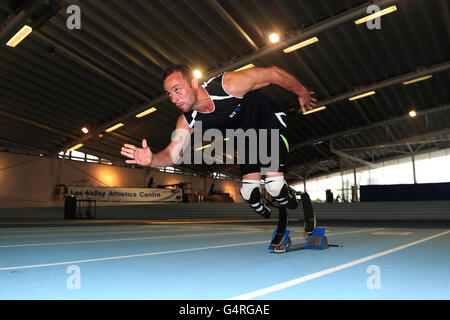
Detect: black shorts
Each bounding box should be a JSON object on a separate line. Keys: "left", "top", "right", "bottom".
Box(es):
{"left": 233, "top": 91, "right": 290, "bottom": 176}
{"left": 240, "top": 133, "right": 290, "bottom": 176}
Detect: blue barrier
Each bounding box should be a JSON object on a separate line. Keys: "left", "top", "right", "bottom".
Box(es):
{"left": 360, "top": 182, "right": 450, "bottom": 201}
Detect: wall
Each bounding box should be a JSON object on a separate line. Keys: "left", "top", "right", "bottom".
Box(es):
{"left": 0, "top": 152, "right": 244, "bottom": 208}
{"left": 1, "top": 201, "right": 449, "bottom": 221}
{"left": 0, "top": 153, "right": 52, "bottom": 207}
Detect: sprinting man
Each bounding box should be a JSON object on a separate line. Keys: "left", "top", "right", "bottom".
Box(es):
{"left": 121, "top": 64, "right": 317, "bottom": 233}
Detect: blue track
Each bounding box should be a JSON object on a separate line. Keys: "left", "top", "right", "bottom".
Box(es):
{"left": 0, "top": 220, "right": 448, "bottom": 300}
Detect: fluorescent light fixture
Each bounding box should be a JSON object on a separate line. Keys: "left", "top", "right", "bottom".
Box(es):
{"left": 409, "top": 110, "right": 417, "bottom": 118}
{"left": 348, "top": 91, "right": 376, "bottom": 101}
{"left": 402, "top": 75, "right": 433, "bottom": 85}
{"left": 195, "top": 144, "right": 211, "bottom": 151}
{"left": 81, "top": 127, "right": 89, "bottom": 134}
{"left": 269, "top": 33, "right": 280, "bottom": 43}
{"left": 283, "top": 37, "right": 319, "bottom": 53}
{"left": 224, "top": 153, "right": 233, "bottom": 160}
{"left": 6, "top": 25, "right": 32, "bottom": 47}
{"left": 105, "top": 123, "right": 124, "bottom": 132}
{"left": 302, "top": 106, "right": 327, "bottom": 115}
{"left": 354, "top": 5, "right": 397, "bottom": 25}
{"left": 234, "top": 64, "right": 255, "bottom": 72}
{"left": 193, "top": 69, "right": 202, "bottom": 79}
{"left": 67, "top": 143, "right": 83, "bottom": 152}
{"left": 135, "top": 107, "right": 157, "bottom": 118}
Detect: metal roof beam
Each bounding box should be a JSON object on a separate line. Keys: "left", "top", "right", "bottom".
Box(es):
{"left": 336, "top": 128, "right": 450, "bottom": 153}
{"left": 0, "top": 107, "right": 77, "bottom": 139}
{"left": 0, "top": 0, "right": 49, "bottom": 45}
{"left": 55, "top": 0, "right": 399, "bottom": 154}
{"left": 330, "top": 144, "right": 376, "bottom": 168}
{"left": 207, "top": 0, "right": 258, "bottom": 51}
{"left": 292, "top": 103, "right": 450, "bottom": 151}
{"left": 288, "top": 61, "right": 450, "bottom": 113}
{"left": 205, "top": 0, "right": 398, "bottom": 76}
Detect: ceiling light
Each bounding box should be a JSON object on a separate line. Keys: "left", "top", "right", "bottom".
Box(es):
{"left": 234, "top": 64, "right": 255, "bottom": 72}
{"left": 402, "top": 75, "right": 433, "bottom": 85}
{"left": 302, "top": 106, "right": 327, "bottom": 115}
{"left": 135, "top": 107, "right": 157, "bottom": 118}
{"left": 348, "top": 91, "right": 376, "bottom": 101}
{"left": 67, "top": 143, "right": 83, "bottom": 152}
{"left": 269, "top": 33, "right": 280, "bottom": 43}
{"left": 283, "top": 37, "right": 319, "bottom": 53}
{"left": 81, "top": 127, "right": 89, "bottom": 134}
{"left": 193, "top": 69, "right": 202, "bottom": 79}
{"left": 6, "top": 25, "right": 32, "bottom": 47}
{"left": 105, "top": 123, "right": 124, "bottom": 133}
{"left": 354, "top": 5, "right": 397, "bottom": 25}
{"left": 409, "top": 110, "right": 417, "bottom": 118}
{"left": 195, "top": 144, "right": 211, "bottom": 151}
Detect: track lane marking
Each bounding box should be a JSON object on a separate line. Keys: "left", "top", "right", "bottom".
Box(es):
{"left": 0, "top": 228, "right": 381, "bottom": 271}
{"left": 0, "top": 230, "right": 262, "bottom": 248}
{"left": 228, "top": 230, "right": 450, "bottom": 300}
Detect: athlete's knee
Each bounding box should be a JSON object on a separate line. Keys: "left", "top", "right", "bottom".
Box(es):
{"left": 240, "top": 179, "right": 261, "bottom": 201}
{"left": 264, "top": 175, "right": 285, "bottom": 197}
{"left": 265, "top": 175, "right": 298, "bottom": 209}
{"left": 240, "top": 179, "right": 271, "bottom": 218}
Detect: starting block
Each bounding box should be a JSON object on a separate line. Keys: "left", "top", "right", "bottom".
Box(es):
{"left": 268, "top": 229, "right": 291, "bottom": 250}
{"left": 269, "top": 227, "right": 342, "bottom": 253}
{"left": 305, "top": 227, "right": 335, "bottom": 250}
{"left": 265, "top": 192, "right": 342, "bottom": 253}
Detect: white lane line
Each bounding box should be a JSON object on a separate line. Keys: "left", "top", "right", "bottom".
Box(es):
{"left": 371, "top": 231, "right": 412, "bottom": 236}
{"left": 0, "top": 230, "right": 262, "bottom": 248}
{"left": 0, "top": 225, "right": 234, "bottom": 240}
{"left": 0, "top": 240, "right": 267, "bottom": 271}
{"left": 0, "top": 227, "right": 383, "bottom": 249}
{"left": 0, "top": 227, "right": 380, "bottom": 271}
{"left": 228, "top": 230, "right": 450, "bottom": 300}
{"left": 0, "top": 226, "right": 197, "bottom": 239}
{"left": 0, "top": 223, "right": 264, "bottom": 239}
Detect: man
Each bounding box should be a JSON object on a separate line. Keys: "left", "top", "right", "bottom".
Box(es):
{"left": 121, "top": 64, "right": 317, "bottom": 233}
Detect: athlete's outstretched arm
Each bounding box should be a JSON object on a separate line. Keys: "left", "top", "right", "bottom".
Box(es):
{"left": 121, "top": 115, "right": 192, "bottom": 167}
{"left": 223, "top": 66, "right": 316, "bottom": 113}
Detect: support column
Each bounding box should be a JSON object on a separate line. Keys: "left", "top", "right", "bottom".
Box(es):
{"left": 352, "top": 167, "right": 358, "bottom": 202}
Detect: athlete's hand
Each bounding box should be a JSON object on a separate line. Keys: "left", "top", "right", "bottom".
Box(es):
{"left": 121, "top": 139, "right": 152, "bottom": 166}
{"left": 298, "top": 88, "right": 317, "bottom": 113}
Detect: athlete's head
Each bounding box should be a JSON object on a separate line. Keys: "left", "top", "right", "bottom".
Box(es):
{"left": 162, "top": 64, "right": 199, "bottom": 113}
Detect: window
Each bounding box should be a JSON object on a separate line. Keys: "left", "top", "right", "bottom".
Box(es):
{"left": 292, "top": 148, "right": 450, "bottom": 201}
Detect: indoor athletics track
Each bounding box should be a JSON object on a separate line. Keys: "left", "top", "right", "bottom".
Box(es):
{"left": 0, "top": 218, "right": 448, "bottom": 300}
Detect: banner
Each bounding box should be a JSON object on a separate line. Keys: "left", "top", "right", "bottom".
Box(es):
{"left": 66, "top": 186, "right": 182, "bottom": 202}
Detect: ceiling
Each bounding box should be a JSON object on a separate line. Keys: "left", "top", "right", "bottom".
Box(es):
{"left": 0, "top": 0, "right": 449, "bottom": 183}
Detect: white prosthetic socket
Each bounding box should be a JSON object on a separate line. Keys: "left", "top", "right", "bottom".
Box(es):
{"left": 240, "top": 180, "right": 261, "bottom": 201}
{"left": 264, "top": 176, "right": 285, "bottom": 198}
{"left": 265, "top": 175, "right": 298, "bottom": 209}
{"left": 240, "top": 179, "right": 271, "bottom": 218}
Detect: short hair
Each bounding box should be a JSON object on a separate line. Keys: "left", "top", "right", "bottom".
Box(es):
{"left": 162, "top": 64, "right": 193, "bottom": 83}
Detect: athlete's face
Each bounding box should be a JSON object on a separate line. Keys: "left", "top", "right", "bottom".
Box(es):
{"left": 163, "top": 71, "right": 198, "bottom": 113}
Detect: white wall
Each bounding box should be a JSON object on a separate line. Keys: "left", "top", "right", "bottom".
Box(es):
{"left": 0, "top": 152, "right": 244, "bottom": 208}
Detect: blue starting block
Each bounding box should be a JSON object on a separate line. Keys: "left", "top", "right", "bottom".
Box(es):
{"left": 268, "top": 229, "right": 291, "bottom": 250}
{"left": 269, "top": 227, "right": 342, "bottom": 253}
{"left": 305, "top": 227, "right": 329, "bottom": 250}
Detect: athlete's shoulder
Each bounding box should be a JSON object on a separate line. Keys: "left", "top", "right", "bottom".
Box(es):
{"left": 204, "top": 72, "right": 244, "bottom": 99}
{"left": 182, "top": 110, "right": 198, "bottom": 128}
{"left": 202, "top": 73, "right": 228, "bottom": 96}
